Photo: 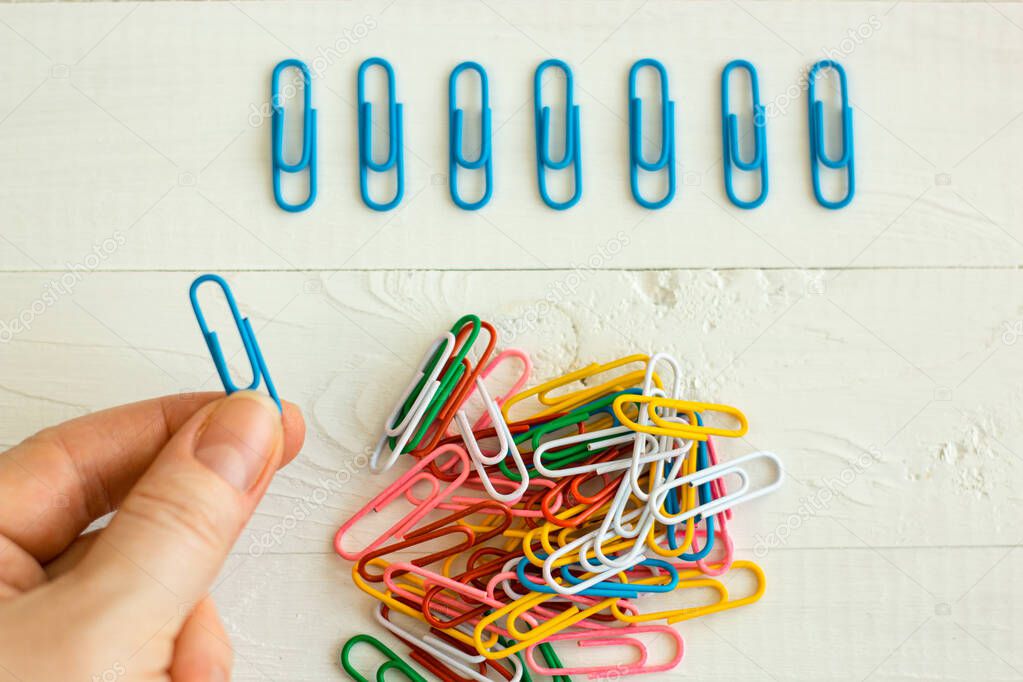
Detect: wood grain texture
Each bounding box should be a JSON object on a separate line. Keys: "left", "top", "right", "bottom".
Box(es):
{"left": 0, "top": 1, "right": 1020, "bottom": 680}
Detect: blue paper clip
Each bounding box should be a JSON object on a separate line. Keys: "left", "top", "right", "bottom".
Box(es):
{"left": 534, "top": 59, "right": 582, "bottom": 210}
{"left": 808, "top": 60, "right": 854, "bottom": 209}
{"left": 271, "top": 59, "right": 317, "bottom": 212}
{"left": 665, "top": 413, "right": 715, "bottom": 559}
{"left": 516, "top": 555, "right": 679, "bottom": 598}
{"left": 189, "top": 274, "right": 281, "bottom": 411}
{"left": 628, "top": 58, "right": 676, "bottom": 209}
{"left": 721, "top": 60, "right": 768, "bottom": 209}
{"left": 448, "top": 62, "right": 493, "bottom": 210}
{"left": 357, "top": 57, "right": 405, "bottom": 212}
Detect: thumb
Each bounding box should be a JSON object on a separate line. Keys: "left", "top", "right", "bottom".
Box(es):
{"left": 72, "top": 391, "right": 284, "bottom": 622}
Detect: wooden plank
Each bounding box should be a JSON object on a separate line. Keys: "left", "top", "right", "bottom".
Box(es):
{"left": 0, "top": 268, "right": 1019, "bottom": 555}
{"left": 0, "top": 1, "right": 1020, "bottom": 270}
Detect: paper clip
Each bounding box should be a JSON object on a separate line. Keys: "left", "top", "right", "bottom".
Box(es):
{"left": 612, "top": 394, "right": 748, "bottom": 441}
{"left": 359, "top": 523, "right": 475, "bottom": 584}
{"left": 395, "top": 317, "right": 496, "bottom": 458}
{"left": 334, "top": 444, "right": 470, "bottom": 561}
{"left": 400, "top": 562, "right": 508, "bottom": 630}
{"left": 270, "top": 59, "right": 317, "bottom": 212}
{"left": 470, "top": 348, "right": 532, "bottom": 431}
{"left": 808, "top": 59, "right": 854, "bottom": 209}
{"left": 455, "top": 387, "right": 529, "bottom": 504}
{"left": 340, "top": 633, "right": 427, "bottom": 682}
{"left": 449, "top": 62, "right": 493, "bottom": 210}
{"left": 721, "top": 59, "right": 768, "bottom": 209}
{"left": 524, "top": 625, "right": 684, "bottom": 679}
{"left": 613, "top": 560, "right": 767, "bottom": 625}
{"left": 341, "top": 327, "right": 784, "bottom": 675}
{"left": 358, "top": 57, "right": 404, "bottom": 211}
{"left": 651, "top": 451, "right": 785, "bottom": 525}
{"left": 188, "top": 274, "right": 281, "bottom": 411}
{"left": 374, "top": 603, "right": 524, "bottom": 682}
{"left": 370, "top": 332, "right": 457, "bottom": 472}
{"left": 534, "top": 59, "right": 582, "bottom": 210}
{"left": 518, "top": 555, "right": 678, "bottom": 598}
{"left": 628, "top": 58, "right": 676, "bottom": 209}
{"left": 502, "top": 353, "right": 655, "bottom": 423}
{"left": 352, "top": 560, "right": 499, "bottom": 653}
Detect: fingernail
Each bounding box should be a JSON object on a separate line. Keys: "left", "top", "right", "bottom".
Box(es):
{"left": 195, "top": 392, "right": 282, "bottom": 491}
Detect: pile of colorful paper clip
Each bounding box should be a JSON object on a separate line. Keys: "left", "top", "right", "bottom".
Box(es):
{"left": 334, "top": 315, "right": 784, "bottom": 681}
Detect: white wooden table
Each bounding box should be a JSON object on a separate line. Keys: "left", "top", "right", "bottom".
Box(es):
{"left": 1, "top": 1, "right": 1021, "bottom": 679}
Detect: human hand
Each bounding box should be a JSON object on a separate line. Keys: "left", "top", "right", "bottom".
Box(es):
{"left": 0, "top": 391, "right": 305, "bottom": 681}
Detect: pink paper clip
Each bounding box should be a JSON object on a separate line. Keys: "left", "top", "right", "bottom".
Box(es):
{"left": 334, "top": 444, "right": 470, "bottom": 560}
{"left": 469, "top": 348, "right": 532, "bottom": 431}
{"left": 694, "top": 513, "right": 735, "bottom": 576}
{"left": 523, "top": 625, "right": 684, "bottom": 679}
{"left": 404, "top": 471, "right": 563, "bottom": 519}
{"left": 706, "top": 435, "right": 732, "bottom": 521}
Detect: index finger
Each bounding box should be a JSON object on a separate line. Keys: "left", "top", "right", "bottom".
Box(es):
{"left": 0, "top": 392, "right": 305, "bottom": 562}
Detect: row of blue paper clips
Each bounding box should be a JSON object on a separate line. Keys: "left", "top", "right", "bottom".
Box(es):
{"left": 271, "top": 57, "right": 854, "bottom": 213}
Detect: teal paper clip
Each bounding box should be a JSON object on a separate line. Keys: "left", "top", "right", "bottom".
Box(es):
{"left": 189, "top": 274, "right": 281, "bottom": 411}
{"left": 358, "top": 57, "right": 405, "bottom": 211}
{"left": 721, "top": 59, "right": 768, "bottom": 209}
{"left": 534, "top": 59, "right": 582, "bottom": 210}
{"left": 629, "top": 58, "right": 676, "bottom": 209}
{"left": 271, "top": 59, "right": 317, "bottom": 212}
{"left": 808, "top": 60, "right": 854, "bottom": 209}
{"left": 449, "top": 61, "right": 493, "bottom": 210}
